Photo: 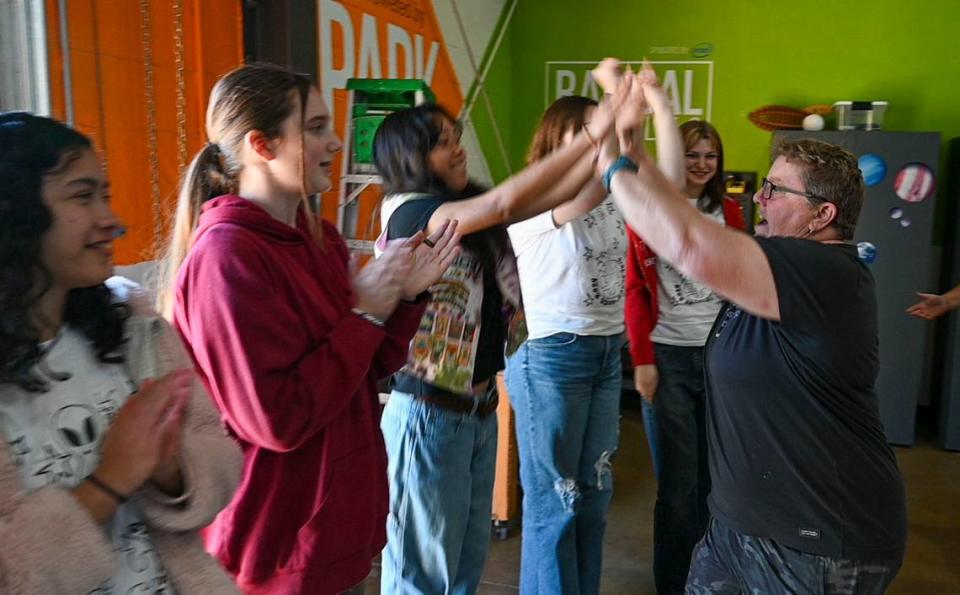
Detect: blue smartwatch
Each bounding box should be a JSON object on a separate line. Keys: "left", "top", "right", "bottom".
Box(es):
{"left": 602, "top": 155, "right": 639, "bottom": 193}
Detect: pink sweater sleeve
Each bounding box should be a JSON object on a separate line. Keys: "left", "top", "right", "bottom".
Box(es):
{"left": 176, "top": 240, "right": 388, "bottom": 453}
{"left": 0, "top": 477, "right": 115, "bottom": 593}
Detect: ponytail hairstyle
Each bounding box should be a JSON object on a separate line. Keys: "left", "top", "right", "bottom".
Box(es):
{"left": 157, "top": 63, "right": 316, "bottom": 317}
{"left": 0, "top": 112, "right": 128, "bottom": 392}
{"left": 679, "top": 120, "right": 726, "bottom": 215}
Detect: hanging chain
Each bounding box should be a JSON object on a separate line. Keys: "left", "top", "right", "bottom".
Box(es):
{"left": 139, "top": 0, "right": 162, "bottom": 256}
{"left": 173, "top": 0, "right": 188, "bottom": 176}
{"left": 90, "top": 0, "right": 107, "bottom": 153}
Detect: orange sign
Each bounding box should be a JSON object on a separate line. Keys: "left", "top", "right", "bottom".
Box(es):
{"left": 317, "top": 0, "right": 463, "bottom": 225}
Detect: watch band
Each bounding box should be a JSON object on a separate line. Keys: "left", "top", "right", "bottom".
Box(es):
{"left": 602, "top": 155, "right": 639, "bottom": 193}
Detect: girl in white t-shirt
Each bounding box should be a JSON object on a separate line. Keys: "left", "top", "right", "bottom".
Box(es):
{"left": 504, "top": 61, "right": 686, "bottom": 595}
{"left": 0, "top": 112, "right": 240, "bottom": 593}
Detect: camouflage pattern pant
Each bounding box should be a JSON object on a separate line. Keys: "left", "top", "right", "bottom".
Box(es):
{"left": 685, "top": 519, "right": 902, "bottom": 594}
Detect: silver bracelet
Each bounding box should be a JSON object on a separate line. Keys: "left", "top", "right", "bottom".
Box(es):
{"left": 352, "top": 308, "right": 386, "bottom": 327}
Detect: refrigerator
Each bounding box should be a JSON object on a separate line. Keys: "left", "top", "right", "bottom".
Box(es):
{"left": 774, "top": 130, "right": 941, "bottom": 446}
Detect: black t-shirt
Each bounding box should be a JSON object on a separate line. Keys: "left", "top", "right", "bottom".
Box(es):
{"left": 386, "top": 195, "right": 506, "bottom": 395}
{"left": 704, "top": 237, "right": 906, "bottom": 561}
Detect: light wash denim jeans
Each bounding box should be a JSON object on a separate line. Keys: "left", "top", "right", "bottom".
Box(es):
{"left": 380, "top": 390, "right": 498, "bottom": 595}
{"left": 505, "top": 332, "right": 623, "bottom": 595}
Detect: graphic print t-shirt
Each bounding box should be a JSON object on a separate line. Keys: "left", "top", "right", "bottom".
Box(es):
{"left": 650, "top": 199, "right": 725, "bottom": 346}
{"left": 0, "top": 327, "right": 174, "bottom": 594}
{"left": 386, "top": 196, "right": 507, "bottom": 391}
{"left": 508, "top": 196, "right": 627, "bottom": 339}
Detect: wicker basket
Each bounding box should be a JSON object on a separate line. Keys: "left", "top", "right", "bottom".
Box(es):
{"left": 748, "top": 104, "right": 834, "bottom": 131}
{"left": 748, "top": 105, "right": 807, "bottom": 131}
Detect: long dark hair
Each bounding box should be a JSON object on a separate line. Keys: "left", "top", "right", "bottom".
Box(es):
{"left": 158, "top": 63, "right": 317, "bottom": 316}
{"left": 680, "top": 120, "right": 725, "bottom": 214}
{"left": 373, "top": 104, "right": 508, "bottom": 273}
{"left": 0, "top": 112, "right": 128, "bottom": 392}
{"left": 373, "top": 103, "right": 460, "bottom": 197}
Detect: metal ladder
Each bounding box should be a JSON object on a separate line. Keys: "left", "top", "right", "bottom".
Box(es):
{"left": 337, "top": 78, "right": 436, "bottom": 253}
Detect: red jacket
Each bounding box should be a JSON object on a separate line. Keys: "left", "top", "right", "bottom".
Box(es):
{"left": 625, "top": 197, "right": 746, "bottom": 366}
{"left": 173, "top": 196, "right": 425, "bottom": 594}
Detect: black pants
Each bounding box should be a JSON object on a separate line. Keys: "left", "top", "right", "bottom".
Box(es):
{"left": 642, "top": 343, "right": 712, "bottom": 595}
{"left": 685, "top": 519, "right": 903, "bottom": 594}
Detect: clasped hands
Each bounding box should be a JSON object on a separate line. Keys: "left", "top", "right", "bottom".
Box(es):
{"left": 588, "top": 57, "right": 666, "bottom": 178}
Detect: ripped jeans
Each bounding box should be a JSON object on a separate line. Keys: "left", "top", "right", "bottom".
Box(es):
{"left": 505, "top": 332, "right": 623, "bottom": 595}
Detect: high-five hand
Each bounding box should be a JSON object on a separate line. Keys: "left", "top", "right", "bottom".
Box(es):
{"left": 591, "top": 57, "right": 624, "bottom": 94}
{"left": 616, "top": 73, "right": 651, "bottom": 162}
{"left": 638, "top": 60, "right": 669, "bottom": 114}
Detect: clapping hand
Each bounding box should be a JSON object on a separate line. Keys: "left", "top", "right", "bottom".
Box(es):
{"left": 353, "top": 237, "right": 417, "bottom": 320}
{"left": 96, "top": 370, "right": 192, "bottom": 496}
{"left": 402, "top": 220, "right": 461, "bottom": 300}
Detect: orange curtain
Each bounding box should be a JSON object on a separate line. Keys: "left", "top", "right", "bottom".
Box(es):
{"left": 44, "top": 0, "right": 243, "bottom": 264}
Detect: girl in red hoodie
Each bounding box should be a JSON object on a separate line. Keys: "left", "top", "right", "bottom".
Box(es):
{"left": 158, "top": 63, "right": 459, "bottom": 594}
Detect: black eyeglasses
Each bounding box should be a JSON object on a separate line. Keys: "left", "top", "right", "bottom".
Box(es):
{"left": 759, "top": 177, "right": 828, "bottom": 203}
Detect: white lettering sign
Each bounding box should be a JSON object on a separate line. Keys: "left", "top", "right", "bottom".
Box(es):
{"left": 319, "top": 0, "right": 440, "bottom": 112}
{"left": 545, "top": 61, "right": 713, "bottom": 139}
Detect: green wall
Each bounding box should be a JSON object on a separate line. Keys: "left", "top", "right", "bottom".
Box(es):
{"left": 475, "top": 0, "right": 960, "bottom": 214}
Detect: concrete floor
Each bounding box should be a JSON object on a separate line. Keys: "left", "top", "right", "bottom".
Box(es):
{"left": 363, "top": 400, "right": 960, "bottom": 594}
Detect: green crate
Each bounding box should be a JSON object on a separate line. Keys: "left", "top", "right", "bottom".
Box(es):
{"left": 346, "top": 78, "right": 436, "bottom": 114}
{"left": 352, "top": 114, "right": 385, "bottom": 164}
{"left": 346, "top": 79, "right": 437, "bottom": 165}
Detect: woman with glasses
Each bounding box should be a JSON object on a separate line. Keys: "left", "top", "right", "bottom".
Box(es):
{"left": 624, "top": 118, "right": 744, "bottom": 595}
{"left": 596, "top": 68, "right": 905, "bottom": 594}
{"left": 372, "top": 92, "right": 625, "bottom": 594}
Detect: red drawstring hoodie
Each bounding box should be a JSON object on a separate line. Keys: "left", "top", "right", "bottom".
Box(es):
{"left": 173, "top": 196, "right": 425, "bottom": 594}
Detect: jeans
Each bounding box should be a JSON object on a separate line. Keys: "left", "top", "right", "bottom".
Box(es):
{"left": 380, "top": 390, "right": 498, "bottom": 595}
{"left": 641, "top": 399, "right": 661, "bottom": 480}
{"left": 686, "top": 519, "right": 903, "bottom": 594}
{"left": 642, "top": 343, "right": 711, "bottom": 595}
{"left": 505, "top": 332, "right": 623, "bottom": 595}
